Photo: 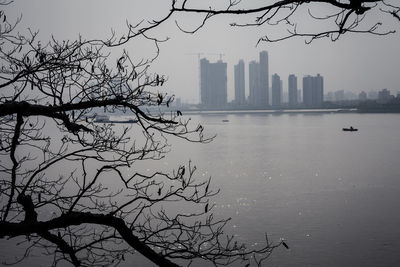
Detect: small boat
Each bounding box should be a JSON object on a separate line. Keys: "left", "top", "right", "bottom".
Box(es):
{"left": 222, "top": 119, "right": 229, "bottom": 122}
{"left": 342, "top": 126, "right": 358, "bottom": 132}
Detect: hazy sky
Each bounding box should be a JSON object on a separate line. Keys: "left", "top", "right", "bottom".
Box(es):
{"left": 5, "top": 0, "right": 400, "bottom": 103}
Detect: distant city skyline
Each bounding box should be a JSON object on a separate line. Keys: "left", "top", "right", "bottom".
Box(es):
{"left": 196, "top": 48, "right": 400, "bottom": 108}
{"left": 9, "top": 1, "right": 400, "bottom": 104}
{"left": 198, "top": 51, "right": 400, "bottom": 109}
{"left": 201, "top": 51, "right": 327, "bottom": 108}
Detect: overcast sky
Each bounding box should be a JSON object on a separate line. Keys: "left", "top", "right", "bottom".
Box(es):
{"left": 5, "top": 0, "right": 400, "bottom": 103}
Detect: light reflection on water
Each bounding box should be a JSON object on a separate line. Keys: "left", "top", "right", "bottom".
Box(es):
{"left": 2, "top": 112, "right": 400, "bottom": 266}
{"left": 161, "top": 112, "right": 400, "bottom": 266}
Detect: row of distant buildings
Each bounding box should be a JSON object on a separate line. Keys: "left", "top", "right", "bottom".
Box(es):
{"left": 326, "top": 88, "right": 400, "bottom": 104}
{"left": 200, "top": 51, "right": 324, "bottom": 109}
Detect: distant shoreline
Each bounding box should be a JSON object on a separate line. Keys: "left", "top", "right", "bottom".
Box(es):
{"left": 180, "top": 108, "right": 357, "bottom": 115}
{"left": 96, "top": 105, "right": 400, "bottom": 118}
{"left": 175, "top": 105, "right": 400, "bottom": 115}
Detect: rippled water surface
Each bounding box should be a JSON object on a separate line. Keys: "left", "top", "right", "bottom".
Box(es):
{"left": 2, "top": 112, "right": 400, "bottom": 266}
{"left": 164, "top": 112, "right": 400, "bottom": 267}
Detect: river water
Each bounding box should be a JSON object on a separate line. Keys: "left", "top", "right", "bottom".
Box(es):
{"left": 160, "top": 112, "right": 400, "bottom": 267}
{"left": 2, "top": 112, "right": 400, "bottom": 266}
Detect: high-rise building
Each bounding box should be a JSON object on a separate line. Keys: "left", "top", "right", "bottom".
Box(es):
{"left": 234, "top": 60, "right": 245, "bottom": 105}
{"left": 200, "top": 58, "right": 227, "bottom": 108}
{"left": 248, "top": 51, "right": 269, "bottom": 107}
{"left": 249, "top": 60, "right": 260, "bottom": 106}
{"left": 377, "top": 88, "right": 392, "bottom": 104}
{"left": 288, "top": 74, "right": 298, "bottom": 107}
{"left": 271, "top": 73, "right": 282, "bottom": 107}
{"left": 358, "top": 91, "right": 367, "bottom": 101}
{"left": 368, "top": 91, "right": 378, "bottom": 100}
{"left": 298, "top": 89, "right": 302, "bottom": 103}
{"left": 314, "top": 74, "right": 324, "bottom": 106}
{"left": 303, "top": 76, "right": 313, "bottom": 106}
{"left": 325, "top": 92, "right": 334, "bottom": 102}
{"left": 302, "top": 74, "right": 324, "bottom": 107}
{"left": 259, "top": 51, "right": 269, "bottom": 106}
{"left": 334, "top": 90, "right": 345, "bottom": 102}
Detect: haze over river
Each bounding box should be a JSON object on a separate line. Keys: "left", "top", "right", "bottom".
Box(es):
{"left": 2, "top": 112, "right": 400, "bottom": 266}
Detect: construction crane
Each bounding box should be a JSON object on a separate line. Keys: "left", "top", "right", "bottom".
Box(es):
{"left": 207, "top": 53, "right": 225, "bottom": 61}
{"left": 185, "top": 52, "right": 204, "bottom": 61}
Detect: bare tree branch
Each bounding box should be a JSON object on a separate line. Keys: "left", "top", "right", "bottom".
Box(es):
{"left": 171, "top": 0, "right": 399, "bottom": 43}
{"left": 0, "top": 2, "right": 283, "bottom": 266}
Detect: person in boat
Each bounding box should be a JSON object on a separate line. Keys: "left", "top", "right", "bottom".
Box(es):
{"left": 343, "top": 126, "right": 357, "bottom": 131}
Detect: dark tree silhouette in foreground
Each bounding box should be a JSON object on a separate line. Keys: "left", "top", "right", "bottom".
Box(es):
{"left": 2, "top": 0, "right": 399, "bottom": 266}
{"left": 171, "top": 0, "right": 400, "bottom": 43}
{"left": 0, "top": 2, "right": 282, "bottom": 267}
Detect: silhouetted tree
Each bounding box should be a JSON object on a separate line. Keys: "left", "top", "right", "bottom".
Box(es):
{"left": 4, "top": 0, "right": 396, "bottom": 266}
{"left": 171, "top": 0, "right": 400, "bottom": 43}
{"left": 0, "top": 2, "right": 282, "bottom": 266}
